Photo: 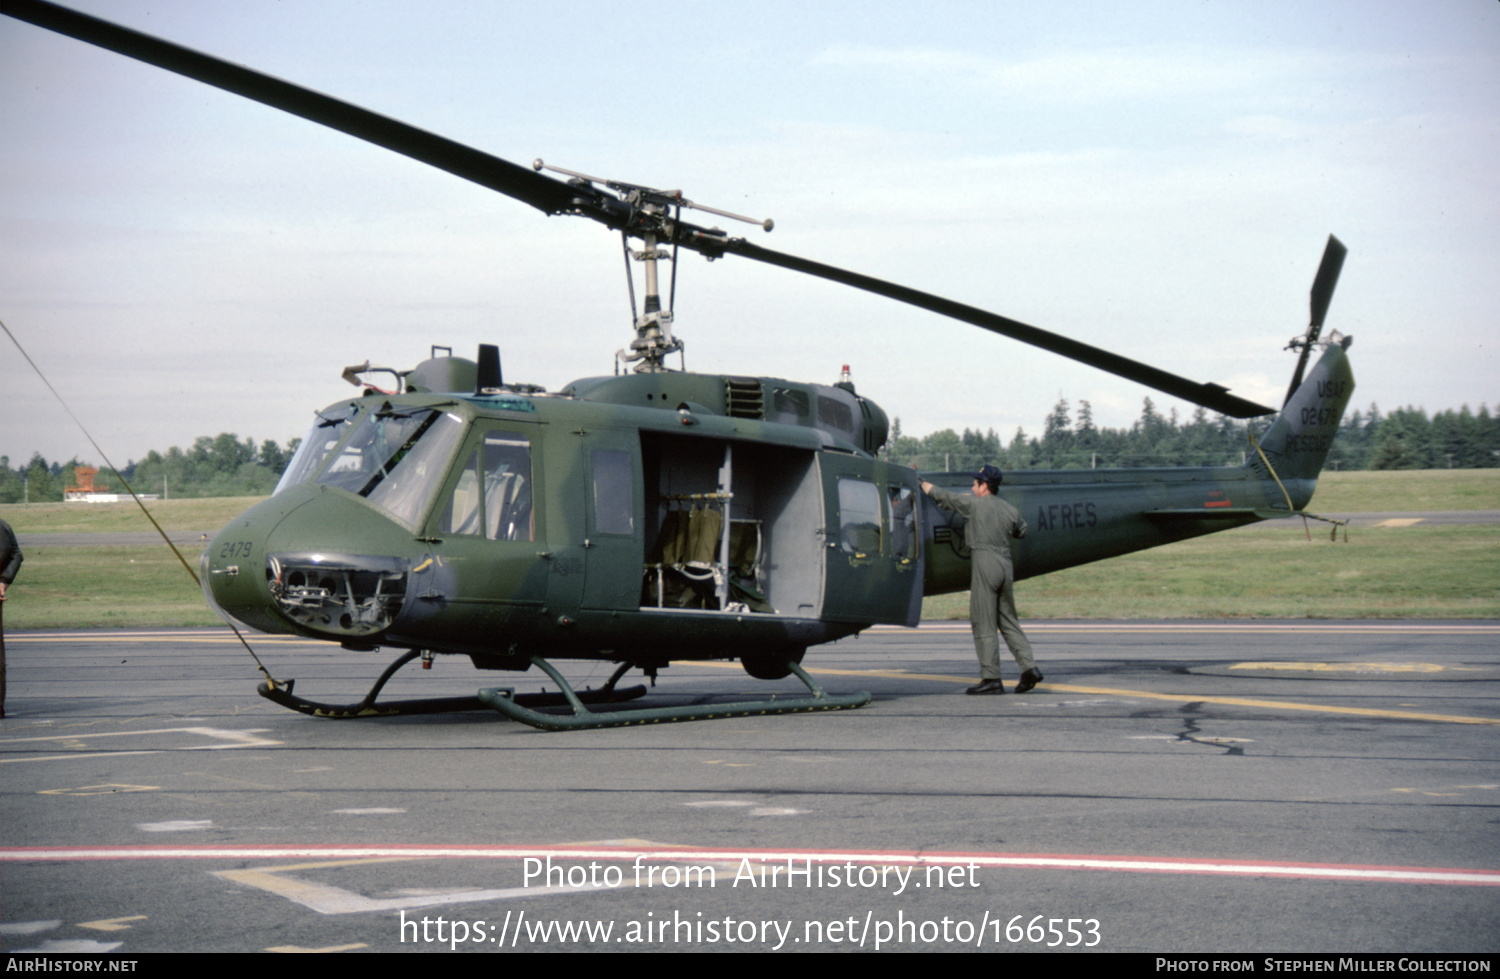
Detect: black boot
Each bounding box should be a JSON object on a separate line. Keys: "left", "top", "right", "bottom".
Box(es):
{"left": 1014, "top": 669, "right": 1044, "bottom": 694}
{"left": 965, "top": 679, "right": 1006, "bottom": 695}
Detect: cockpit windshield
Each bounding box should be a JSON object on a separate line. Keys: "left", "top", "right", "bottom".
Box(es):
{"left": 314, "top": 407, "right": 465, "bottom": 528}
{"left": 275, "top": 404, "right": 360, "bottom": 495}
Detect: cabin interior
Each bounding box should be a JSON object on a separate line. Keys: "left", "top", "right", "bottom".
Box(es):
{"left": 639, "top": 433, "right": 824, "bottom": 619}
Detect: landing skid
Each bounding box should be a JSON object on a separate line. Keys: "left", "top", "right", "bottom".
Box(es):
{"left": 257, "top": 650, "right": 647, "bottom": 719}
{"left": 477, "top": 655, "right": 871, "bottom": 731}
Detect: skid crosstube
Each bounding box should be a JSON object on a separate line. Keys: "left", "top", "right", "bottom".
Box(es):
{"left": 256, "top": 649, "right": 646, "bottom": 719}
{"left": 477, "top": 655, "right": 871, "bottom": 731}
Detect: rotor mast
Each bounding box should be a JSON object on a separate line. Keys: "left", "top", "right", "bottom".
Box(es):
{"left": 534, "top": 159, "right": 773, "bottom": 373}
{"left": 627, "top": 196, "right": 681, "bottom": 373}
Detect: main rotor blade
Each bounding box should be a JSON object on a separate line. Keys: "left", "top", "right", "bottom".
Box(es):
{"left": 1284, "top": 234, "right": 1347, "bottom": 407}
{"left": 2, "top": 0, "right": 587, "bottom": 217}
{"left": 7, "top": 0, "right": 1278, "bottom": 419}
{"left": 718, "top": 239, "right": 1277, "bottom": 418}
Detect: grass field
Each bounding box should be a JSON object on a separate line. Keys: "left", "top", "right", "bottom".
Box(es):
{"left": 2, "top": 471, "right": 1496, "bottom": 627}
{"left": 1, "top": 496, "right": 264, "bottom": 534}
{"left": 925, "top": 523, "right": 1500, "bottom": 620}
{"left": 1297, "top": 469, "right": 1498, "bottom": 512}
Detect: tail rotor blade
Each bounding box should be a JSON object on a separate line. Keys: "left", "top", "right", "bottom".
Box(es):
{"left": 1309, "top": 235, "right": 1347, "bottom": 332}
{"left": 1285, "top": 235, "right": 1348, "bottom": 406}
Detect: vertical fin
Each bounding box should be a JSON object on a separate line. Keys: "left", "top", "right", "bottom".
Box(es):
{"left": 1259, "top": 339, "right": 1356, "bottom": 481}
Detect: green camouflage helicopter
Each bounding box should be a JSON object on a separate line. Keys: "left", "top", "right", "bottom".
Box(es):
{"left": 6, "top": 1, "right": 1354, "bottom": 730}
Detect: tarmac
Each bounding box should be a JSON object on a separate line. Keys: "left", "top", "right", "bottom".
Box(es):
{"left": 2, "top": 620, "right": 1497, "bottom": 953}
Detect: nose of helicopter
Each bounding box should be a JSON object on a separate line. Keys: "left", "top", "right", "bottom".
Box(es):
{"left": 202, "top": 487, "right": 425, "bottom": 641}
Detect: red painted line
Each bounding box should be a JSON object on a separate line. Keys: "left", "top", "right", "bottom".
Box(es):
{"left": 1204, "top": 500, "right": 1233, "bottom": 508}
{"left": 1, "top": 844, "right": 1495, "bottom": 886}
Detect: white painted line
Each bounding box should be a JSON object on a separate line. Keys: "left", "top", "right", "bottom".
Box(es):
{"left": 8, "top": 940, "right": 123, "bottom": 954}
{"left": 0, "top": 921, "right": 62, "bottom": 935}
{"left": 682, "top": 801, "right": 805, "bottom": 815}
{"left": 213, "top": 865, "right": 625, "bottom": 915}
{"left": 137, "top": 820, "right": 213, "bottom": 833}
{"left": 331, "top": 808, "right": 406, "bottom": 815}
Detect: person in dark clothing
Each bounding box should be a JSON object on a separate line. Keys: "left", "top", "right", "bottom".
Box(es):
{"left": 0, "top": 518, "right": 22, "bottom": 718}
{"left": 920, "top": 465, "right": 1043, "bottom": 695}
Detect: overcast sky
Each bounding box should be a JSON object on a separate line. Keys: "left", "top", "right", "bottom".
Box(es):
{"left": 3, "top": 0, "right": 1496, "bottom": 469}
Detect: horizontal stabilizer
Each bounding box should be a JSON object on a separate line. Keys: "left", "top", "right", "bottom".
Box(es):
{"left": 1145, "top": 507, "right": 1301, "bottom": 521}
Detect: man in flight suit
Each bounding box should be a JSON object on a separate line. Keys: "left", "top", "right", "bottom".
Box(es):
{"left": 920, "top": 465, "right": 1043, "bottom": 695}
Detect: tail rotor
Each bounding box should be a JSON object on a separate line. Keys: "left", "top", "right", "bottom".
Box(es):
{"left": 1283, "top": 235, "right": 1348, "bottom": 407}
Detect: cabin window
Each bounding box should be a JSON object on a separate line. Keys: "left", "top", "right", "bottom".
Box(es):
{"left": 772, "top": 387, "right": 811, "bottom": 425}
{"left": 837, "top": 478, "right": 882, "bottom": 555}
{"left": 591, "top": 448, "right": 634, "bottom": 535}
{"left": 439, "top": 432, "right": 533, "bottom": 541}
{"left": 888, "top": 485, "right": 917, "bottom": 560}
{"left": 441, "top": 452, "right": 483, "bottom": 536}
{"left": 482, "top": 434, "right": 533, "bottom": 541}
{"left": 817, "top": 392, "right": 858, "bottom": 441}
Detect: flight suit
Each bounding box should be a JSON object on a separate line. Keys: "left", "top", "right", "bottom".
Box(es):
{"left": 927, "top": 486, "right": 1035, "bottom": 681}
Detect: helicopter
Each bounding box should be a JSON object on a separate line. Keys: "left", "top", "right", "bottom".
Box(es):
{"left": 5, "top": 1, "right": 1355, "bottom": 730}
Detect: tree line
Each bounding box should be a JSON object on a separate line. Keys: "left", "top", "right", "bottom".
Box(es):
{"left": 2, "top": 398, "right": 1495, "bottom": 503}
{"left": 887, "top": 399, "right": 1499, "bottom": 473}
{"left": 0, "top": 434, "right": 300, "bottom": 503}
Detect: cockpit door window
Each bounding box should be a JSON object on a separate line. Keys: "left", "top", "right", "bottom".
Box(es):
{"left": 438, "top": 431, "right": 533, "bottom": 542}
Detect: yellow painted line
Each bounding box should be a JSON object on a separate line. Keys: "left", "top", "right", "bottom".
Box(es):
{"left": 8, "top": 632, "right": 323, "bottom": 645}
{"left": 1375, "top": 518, "right": 1425, "bottom": 527}
{"left": 78, "top": 916, "right": 147, "bottom": 933}
{"left": 268, "top": 944, "right": 368, "bottom": 954}
{"left": 1, "top": 726, "right": 280, "bottom": 746}
{"left": 696, "top": 661, "right": 969, "bottom": 687}
{"left": 12, "top": 751, "right": 162, "bottom": 765}
{"left": 1230, "top": 661, "right": 1454, "bottom": 673}
{"left": 874, "top": 623, "right": 1500, "bottom": 634}
{"left": 1, "top": 726, "right": 282, "bottom": 764}
{"left": 697, "top": 662, "right": 1500, "bottom": 727}
{"left": 37, "top": 784, "right": 159, "bottom": 796}
{"left": 1042, "top": 683, "right": 1500, "bottom": 726}
{"left": 14, "top": 622, "right": 1500, "bottom": 644}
